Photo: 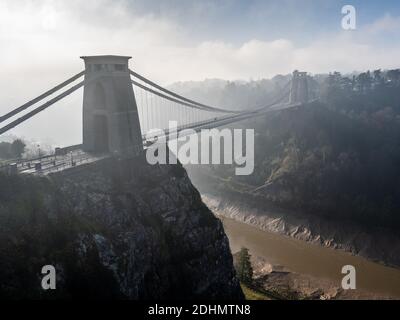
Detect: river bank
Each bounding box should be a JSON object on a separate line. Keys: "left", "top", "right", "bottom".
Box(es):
{"left": 187, "top": 167, "right": 400, "bottom": 298}
{"left": 222, "top": 215, "right": 400, "bottom": 299}
{"left": 201, "top": 191, "right": 400, "bottom": 268}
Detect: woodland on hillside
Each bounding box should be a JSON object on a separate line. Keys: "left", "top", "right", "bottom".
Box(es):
{"left": 187, "top": 69, "right": 400, "bottom": 231}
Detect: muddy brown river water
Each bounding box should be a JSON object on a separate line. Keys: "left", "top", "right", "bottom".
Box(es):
{"left": 221, "top": 216, "right": 400, "bottom": 298}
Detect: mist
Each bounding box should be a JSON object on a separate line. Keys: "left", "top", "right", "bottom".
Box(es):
{"left": 1, "top": 0, "right": 400, "bottom": 146}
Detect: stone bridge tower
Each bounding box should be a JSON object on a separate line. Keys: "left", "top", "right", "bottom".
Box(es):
{"left": 289, "top": 70, "right": 309, "bottom": 104}
{"left": 81, "top": 55, "right": 142, "bottom": 154}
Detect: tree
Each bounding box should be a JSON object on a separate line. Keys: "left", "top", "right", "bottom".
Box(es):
{"left": 0, "top": 142, "right": 12, "bottom": 159}
{"left": 11, "top": 139, "right": 26, "bottom": 158}
{"left": 373, "top": 69, "right": 383, "bottom": 87}
{"left": 357, "top": 71, "right": 372, "bottom": 93}
{"left": 386, "top": 69, "right": 400, "bottom": 85}
{"left": 235, "top": 247, "right": 253, "bottom": 285}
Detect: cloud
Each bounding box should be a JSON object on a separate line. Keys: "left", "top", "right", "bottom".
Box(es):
{"left": 1, "top": 1, "right": 399, "bottom": 83}
{"left": 366, "top": 13, "right": 400, "bottom": 34}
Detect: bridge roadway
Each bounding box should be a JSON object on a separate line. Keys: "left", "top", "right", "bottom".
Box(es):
{"left": 154, "top": 100, "right": 308, "bottom": 142}
{"left": 1, "top": 99, "right": 313, "bottom": 176}
{"left": 0, "top": 149, "right": 108, "bottom": 176}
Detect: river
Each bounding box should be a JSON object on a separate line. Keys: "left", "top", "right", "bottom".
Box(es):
{"left": 221, "top": 216, "right": 400, "bottom": 298}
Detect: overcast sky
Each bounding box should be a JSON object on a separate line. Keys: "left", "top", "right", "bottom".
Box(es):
{"left": 1, "top": 0, "right": 400, "bottom": 146}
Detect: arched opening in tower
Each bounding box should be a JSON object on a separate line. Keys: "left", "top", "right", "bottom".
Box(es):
{"left": 93, "top": 83, "right": 106, "bottom": 110}
{"left": 93, "top": 114, "right": 109, "bottom": 153}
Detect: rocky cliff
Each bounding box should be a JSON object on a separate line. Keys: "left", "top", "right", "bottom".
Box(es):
{"left": 0, "top": 155, "right": 243, "bottom": 299}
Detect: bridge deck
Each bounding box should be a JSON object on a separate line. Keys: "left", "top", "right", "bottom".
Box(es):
{"left": 0, "top": 99, "right": 314, "bottom": 177}
{"left": 1, "top": 150, "right": 108, "bottom": 176}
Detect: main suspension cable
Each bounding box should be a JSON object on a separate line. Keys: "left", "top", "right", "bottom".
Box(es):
{"left": 0, "top": 71, "right": 85, "bottom": 124}
{"left": 0, "top": 81, "right": 84, "bottom": 135}
{"left": 130, "top": 70, "right": 239, "bottom": 114}
{"left": 131, "top": 79, "right": 235, "bottom": 114}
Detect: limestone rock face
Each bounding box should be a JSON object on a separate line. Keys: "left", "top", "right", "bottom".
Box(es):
{"left": 0, "top": 156, "right": 243, "bottom": 300}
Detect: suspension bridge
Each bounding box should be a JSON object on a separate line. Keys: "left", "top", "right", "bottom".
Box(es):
{"left": 0, "top": 55, "right": 311, "bottom": 175}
